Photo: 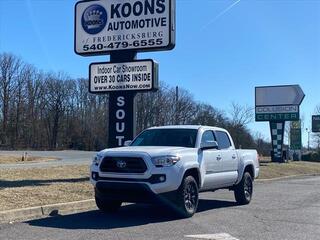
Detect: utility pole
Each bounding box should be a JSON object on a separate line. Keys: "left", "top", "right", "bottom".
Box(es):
{"left": 306, "top": 128, "right": 310, "bottom": 151}
{"left": 175, "top": 86, "right": 179, "bottom": 125}
{"left": 308, "top": 131, "right": 310, "bottom": 151}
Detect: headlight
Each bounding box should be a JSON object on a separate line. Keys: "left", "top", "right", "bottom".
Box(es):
{"left": 93, "top": 154, "right": 103, "bottom": 166}
{"left": 151, "top": 155, "right": 180, "bottom": 167}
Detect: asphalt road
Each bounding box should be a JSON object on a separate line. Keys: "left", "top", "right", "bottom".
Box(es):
{"left": 0, "top": 150, "right": 95, "bottom": 169}
{"left": 0, "top": 176, "right": 319, "bottom": 240}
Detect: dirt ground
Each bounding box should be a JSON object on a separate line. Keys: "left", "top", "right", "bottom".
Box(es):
{"left": 0, "top": 161, "right": 320, "bottom": 211}
{"left": 0, "top": 154, "right": 59, "bottom": 164}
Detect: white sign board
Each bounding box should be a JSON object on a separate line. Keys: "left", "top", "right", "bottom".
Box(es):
{"left": 255, "top": 105, "right": 299, "bottom": 114}
{"left": 75, "top": 0, "right": 175, "bottom": 56}
{"left": 255, "top": 85, "right": 305, "bottom": 106}
{"left": 89, "top": 60, "right": 158, "bottom": 93}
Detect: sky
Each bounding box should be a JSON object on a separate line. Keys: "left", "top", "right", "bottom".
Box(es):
{"left": 0, "top": 0, "right": 319, "bottom": 147}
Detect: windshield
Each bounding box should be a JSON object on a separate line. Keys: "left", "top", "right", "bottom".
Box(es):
{"left": 131, "top": 129, "right": 198, "bottom": 148}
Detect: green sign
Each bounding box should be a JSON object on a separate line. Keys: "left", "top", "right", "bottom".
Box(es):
{"left": 255, "top": 112, "right": 299, "bottom": 122}
{"left": 291, "top": 120, "right": 301, "bottom": 129}
{"left": 290, "top": 128, "right": 302, "bottom": 150}
{"left": 312, "top": 115, "right": 320, "bottom": 133}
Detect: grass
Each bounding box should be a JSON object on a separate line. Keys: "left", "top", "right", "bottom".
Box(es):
{"left": 0, "top": 161, "right": 320, "bottom": 211}
{"left": 0, "top": 154, "right": 59, "bottom": 164}
{"left": 0, "top": 165, "right": 93, "bottom": 211}
{"left": 258, "top": 161, "right": 320, "bottom": 179}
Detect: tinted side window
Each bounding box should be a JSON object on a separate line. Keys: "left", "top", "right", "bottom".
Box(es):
{"left": 215, "top": 131, "right": 231, "bottom": 149}
{"left": 201, "top": 130, "right": 215, "bottom": 144}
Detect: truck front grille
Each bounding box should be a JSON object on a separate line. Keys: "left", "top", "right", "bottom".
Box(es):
{"left": 100, "top": 156, "right": 147, "bottom": 173}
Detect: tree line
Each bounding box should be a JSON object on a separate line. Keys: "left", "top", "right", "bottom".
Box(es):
{"left": 0, "top": 52, "right": 271, "bottom": 154}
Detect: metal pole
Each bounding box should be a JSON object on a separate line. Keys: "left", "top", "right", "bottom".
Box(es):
{"left": 308, "top": 131, "right": 310, "bottom": 151}
{"left": 175, "top": 86, "right": 179, "bottom": 125}
{"left": 306, "top": 128, "right": 310, "bottom": 151}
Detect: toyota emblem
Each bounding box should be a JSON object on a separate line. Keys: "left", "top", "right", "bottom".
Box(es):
{"left": 116, "top": 160, "right": 126, "bottom": 168}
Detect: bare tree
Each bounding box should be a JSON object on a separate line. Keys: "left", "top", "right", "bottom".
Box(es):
{"left": 0, "top": 53, "right": 23, "bottom": 145}
{"left": 0, "top": 52, "right": 268, "bottom": 151}
{"left": 229, "top": 102, "right": 254, "bottom": 127}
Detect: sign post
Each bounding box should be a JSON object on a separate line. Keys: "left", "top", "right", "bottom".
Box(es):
{"left": 270, "top": 121, "right": 285, "bottom": 162}
{"left": 75, "top": 0, "right": 175, "bottom": 148}
{"left": 255, "top": 85, "right": 305, "bottom": 162}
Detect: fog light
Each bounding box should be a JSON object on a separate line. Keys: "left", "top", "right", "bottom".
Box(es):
{"left": 92, "top": 172, "right": 99, "bottom": 181}
{"left": 150, "top": 174, "right": 166, "bottom": 184}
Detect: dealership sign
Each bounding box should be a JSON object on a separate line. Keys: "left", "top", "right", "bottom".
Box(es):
{"left": 255, "top": 85, "right": 304, "bottom": 122}
{"left": 255, "top": 85, "right": 305, "bottom": 107}
{"left": 75, "top": 0, "right": 175, "bottom": 55}
{"left": 290, "top": 121, "right": 302, "bottom": 150}
{"left": 312, "top": 115, "right": 320, "bottom": 133}
{"left": 290, "top": 128, "right": 302, "bottom": 150}
{"left": 255, "top": 105, "right": 299, "bottom": 122}
{"left": 255, "top": 84, "right": 305, "bottom": 162}
{"left": 89, "top": 60, "right": 158, "bottom": 93}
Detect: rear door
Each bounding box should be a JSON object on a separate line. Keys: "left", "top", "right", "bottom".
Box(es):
{"left": 214, "top": 130, "right": 238, "bottom": 184}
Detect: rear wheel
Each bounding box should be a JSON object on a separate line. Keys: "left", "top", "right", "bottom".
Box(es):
{"left": 234, "top": 172, "right": 253, "bottom": 205}
{"left": 95, "top": 196, "right": 122, "bottom": 213}
{"left": 175, "top": 175, "right": 199, "bottom": 218}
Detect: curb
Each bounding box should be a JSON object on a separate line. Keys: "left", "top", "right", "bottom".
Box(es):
{"left": 256, "top": 174, "right": 320, "bottom": 182}
{"left": 0, "top": 199, "right": 95, "bottom": 224}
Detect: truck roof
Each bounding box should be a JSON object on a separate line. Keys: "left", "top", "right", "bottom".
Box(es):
{"left": 148, "top": 125, "right": 226, "bottom": 132}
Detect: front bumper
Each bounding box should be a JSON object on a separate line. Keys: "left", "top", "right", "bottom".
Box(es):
{"left": 95, "top": 181, "right": 177, "bottom": 204}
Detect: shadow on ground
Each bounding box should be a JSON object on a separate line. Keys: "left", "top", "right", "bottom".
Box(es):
{"left": 27, "top": 199, "right": 237, "bottom": 230}
{"left": 0, "top": 177, "right": 89, "bottom": 188}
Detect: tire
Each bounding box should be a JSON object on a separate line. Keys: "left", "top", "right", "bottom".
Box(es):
{"left": 95, "top": 196, "right": 122, "bottom": 213}
{"left": 175, "top": 175, "right": 199, "bottom": 218}
{"left": 234, "top": 172, "right": 253, "bottom": 205}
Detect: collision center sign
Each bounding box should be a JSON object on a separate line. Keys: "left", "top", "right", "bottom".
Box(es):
{"left": 89, "top": 60, "right": 158, "bottom": 93}
{"left": 75, "top": 0, "right": 175, "bottom": 55}
{"left": 255, "top": 85, "right": 304, "bottom": 122}
{"left": 255, "top": 105, "right": 299, "bottom": 121}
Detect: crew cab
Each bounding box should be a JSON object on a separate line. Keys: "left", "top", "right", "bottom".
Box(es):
{"left": 90, "top": 125, "right": 260, "bottom": 217}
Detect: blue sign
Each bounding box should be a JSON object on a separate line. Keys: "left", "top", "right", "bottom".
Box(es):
{"left": 81, "top": 4, "right": 107, "bottom": 35}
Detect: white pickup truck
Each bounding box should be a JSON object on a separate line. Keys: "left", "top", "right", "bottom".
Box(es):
{"left": 90, "top": 125, "right": 260, "bottom": 217}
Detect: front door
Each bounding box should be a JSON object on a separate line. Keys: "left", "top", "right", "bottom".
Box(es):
{"left": 200, "top": 130, "right": 224, "bottom": 190}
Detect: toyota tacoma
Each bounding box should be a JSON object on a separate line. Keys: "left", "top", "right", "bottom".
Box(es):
{"left": 90, "top": 125, "right": 260, "bottom": 217}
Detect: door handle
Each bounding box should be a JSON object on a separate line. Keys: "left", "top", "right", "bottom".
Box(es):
{"left": 216, "top": 156, "right": 222, "bottom": 161}
{"left": 232, "top": 155, "right": 236, "bottom": 159}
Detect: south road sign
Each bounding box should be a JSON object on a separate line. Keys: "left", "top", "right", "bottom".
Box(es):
{"left": 75, "top": 0, "right": 176, "bottom": 56}
{"left": 312, "top": 115, "right": 320, "bottom": 133}
{"left": 255, "top": 85, "right": 305, "bottom": 106}
{"left": 255, "top": 105, "right": 299, "bottom": 122}
{"left": 89, "top": 59, "right": 159, "bottom": 93}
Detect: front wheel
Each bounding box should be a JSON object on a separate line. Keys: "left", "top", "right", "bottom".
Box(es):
{"left": 175, "top": 175, "right": 199, "bottom": 218}
{"left": 234, "top": 172, "right": 253, "bottom": 205}
{"left": 95, "top": 196, "right": 122, "bottom": 213}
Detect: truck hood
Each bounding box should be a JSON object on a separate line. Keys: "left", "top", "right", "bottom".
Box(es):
{"left": 100, "top": 146, "right": 196, "bottom": 158}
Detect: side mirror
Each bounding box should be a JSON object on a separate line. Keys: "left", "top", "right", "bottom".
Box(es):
{"left": 200, "top": 141, "right": 219, "bottom": 150}
{"left": 124, "top": 140, "right": 132, "bottom": 147}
